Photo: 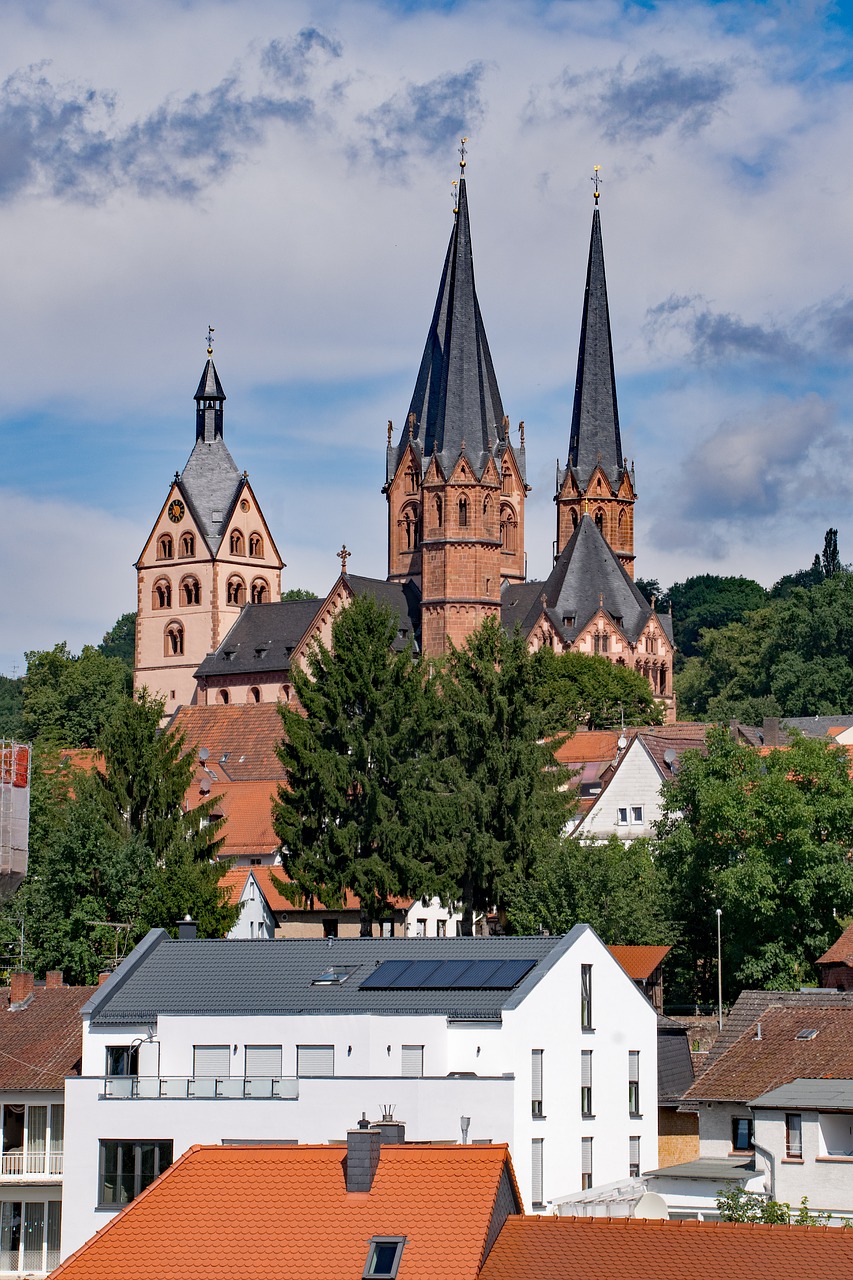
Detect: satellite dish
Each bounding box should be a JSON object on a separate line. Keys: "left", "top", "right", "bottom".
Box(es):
{"left": 199, "top": 747, "right": 210, "bottom": 762}
{"left": 617, "top": 735, "right": 628, "bottom": 751}
{"left": 633, "top": 1192, "right": 669, "bottom": 1220}
{"left": 199, "top": 778, "right": 211, "bottom": 794}
{"left": 663, "top": 748, "right": 676, "bottom": 764}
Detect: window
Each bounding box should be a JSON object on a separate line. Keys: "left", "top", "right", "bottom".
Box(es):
{"left": 531, "top": 1138, "right": 544, "bottom": 1206}
{"left": 436, "top": 919, "right": 447, "bottom": 938}
{"left": 106, "top": 1046, "right": 139, "bottom": 1077}
{"left": 251, "top": 579, "right": 269, "bottom": 604}
{"left": 628, "top": 1051, "right": 640, "bottom": 1115}
{"left": 531, "top": 1050, "right": 543, "bottom": 1117}
{"left": 153, "top": 578, "right": 172, "bottom": 609}
{"left": 458, "top": 497, "right": 468, "bottom": 528}
{"left": 594, "top": 511, "right": 604, "bottom": 534}
{"left": 786, "top": 1113, "right": 803, "bottom": 1159}
{"left": 581, "top": 1136, "right": 593, "bottom": 1190}
{"left": 405, "top": 466, "right": 419, "bottom": 494}
{"left": 581, "top": 1050, "right": 593, "bottom": 1116}
{"left": 322, "top": 919, "right": 338, "bottom": 938}
{"left": 616, "top": 806, "right": 629, "bottom": 825}
{"left": 1, "top": 1103, "right": 63, "bottom": 1177}
{"left": 631, "top": 805, "right": 644, "bottom": 824}
{"left": 402, "top": 1045, "right": 424, "bottom": 1078}
{"left": 216, "top": 688, "right": 229, "bottom": 705}
{"left": 581, "top": 965, "right": 593, "bottom": 1029}
{"left": 245, "top": 1046, "right": 282, "bottom": 1078}
{"left": 502, "top": 466, "right": 512, "bottom": 495}
{"left": 629, "top": 1136, "right": 641, "bottom": 1178}
{"left": 164, "top": 622, "right": 184, "bottom": 656}
{"left": 98, "top": 1140, "right": 173, "bottom": 1207}
{"left": 230, "top": 530, "right": 245, "bottom": 556}
{"left": 181, "top": 576, "right": 200, "bottom": 606}
{"left": 249, "top": 533, "right": 264, "bottom": 557}
{"left": 246, "top": 687, "right": 261, "bottom": 703}
{"left": 593, "top": 632, "right": 609, "bottom": 654}
{"left": 179, "top": 532, "right": 195, "bottom": 557}
{"left": 0, "top": 1200, "right": 61, "bottom": 1273}
{"left": 193, "top": 1045, "right": 230, "bottom": 1080}
{"left": 227, "top": 576, "right": 246, "bottom": 606}
{"left": 435, "top": 496, "right": 443, "bottom": 528}
{"left": 364, "top": 1238, "right": 405, "bottom": 1278}
{"left": 296, "top": 1045, "right": 334, "bottom": 1077}
{"left": 157, "top": 534, "right": 173, "bottom": 559}
{"left": 732, "top": 1117, "right": 754, "bottom": 1151}
{"left": 500, "top": 507, "right": 517, "bottom": 553}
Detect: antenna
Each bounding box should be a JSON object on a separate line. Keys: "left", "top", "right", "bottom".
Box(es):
{"left": 663, "top": 748, "right": 677, "bottom": 769}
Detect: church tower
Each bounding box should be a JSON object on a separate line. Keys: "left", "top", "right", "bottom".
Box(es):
{"left": 134, "top": 344, "right": 283, "bottom": 716}
{"left": 555, "top": 183, "right": 636, "bottom": 575}
{"left": 385, "top": 157, "right": 528, "bottom": 656}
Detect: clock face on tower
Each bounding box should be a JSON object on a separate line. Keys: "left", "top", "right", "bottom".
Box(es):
{"left": 168, "top": 499, "right": 185, "bottom": 523}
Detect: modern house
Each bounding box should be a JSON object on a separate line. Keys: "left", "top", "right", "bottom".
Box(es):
{"left": 60, "top": 925, "right": 658, "bottom": 1257}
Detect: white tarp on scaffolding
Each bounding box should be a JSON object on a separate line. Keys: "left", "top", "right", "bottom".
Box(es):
{"left": 0, "top": 742, "right": 31, "bottom": 899}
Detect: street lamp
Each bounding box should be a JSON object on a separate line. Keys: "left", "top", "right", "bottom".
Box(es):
{"left": 715, "top": 908, "right": 723, "bottom": 1032}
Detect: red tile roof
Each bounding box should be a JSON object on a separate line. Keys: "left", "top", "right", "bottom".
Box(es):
{"left": 218, "top": 865, "right": 407, "bottom": 915}
{"left": 817, "top": 922, "right": 853, "bottom": 966}
{"left": 553, "top": 731, "right": 620, "bottom": 765}
{"left": 0, "top": 983, "right": 95, "bottom": 1090}
{"left": 683, "top": 1004, "right": 853, "bottom": 1102}
{"left": 478, "top": 1215, "right": 853, "bottom": 1280}
{"left": 186, "top": 776, "right": 280, "bottom": 858}
{"left": 168, "top": 704, "right": 286, "bottom": 781}
{"left": 51, "top": 1142, "right": 519, "bottom": 1280}
{"left": 607, "top": 945, "right": 671, "bottom": 981}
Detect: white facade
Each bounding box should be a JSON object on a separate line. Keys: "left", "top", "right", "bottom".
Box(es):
{"left": 226, "top": 872, "right": 277, "bottom": 940}
{"left": 0, "top": 1092, "right": 64, "bottom": 1276}
{"left": 61, "top": 926, "right": 658, "bottom": 1258}
{"left": 404, "top": 897, "right": 464, "bottom": 937}
{"left": 752, "top": 1104, "right": 853, "bottom": 1223}
{"left": 573, "top": 738, "right": 666, "bottom": 841}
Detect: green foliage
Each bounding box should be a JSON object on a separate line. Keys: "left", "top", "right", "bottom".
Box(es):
{"left": 634, "top": 578, "right": 668, "bottom": 611}
{"left": 656, "top": 727, "right": 853, "bottom": 1004}
{"left": 22, "top": 643, "right": 131, "bottom": 746}
{"left": 505, "top": 835, "right": 673, "bottom": 943}
{"left": 770, "top": 556, "right": 824, "bottom": 600}
{"left": 531, "top": 647, "right": 663, "bottom": 733}
{"left": 273, "top": 594, "right": 441, "bottom": 929}
{"left": 823, "top": 528, "right": 842, "bottom": 579}
{"left": 667, "top": 575, "right": 767, "bottom": 660}
{"left": 715, "top": 1185, "right": 791, "bottom": 1224}
{"left": 98, "top": 612, "right": 137, "bottom": 669}
{"left": 0, "top": 675, "right": 24, "bottom": 739}
{"left": 281, "top": 588, "right": 319, "bottom": 601}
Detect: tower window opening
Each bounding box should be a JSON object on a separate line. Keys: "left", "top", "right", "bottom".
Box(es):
{"left": 435, "top": 496, "right": 443, "bottom": 528}
{"left": 181, "top": 576, "right": 200, "bottom": 606}
{"left": 571, "top": 510, "right": 579, "bottom": 530}
{"left": 251, "top": 579, "right": 269, "bottom": 604}
{"left": 502, "top": 466, "right": 512, "bottom": 495}
{"left": 247, "top": 686, "right": 261, "bottom": 704}
{"left": 249, "top": 533, "right": 264, "bottom": 557}
{"left": 216, "top": 688, "right": 229, "bottom": 705}
{"left": 179, "top": 533, "right": 195, "bottom": 557}
{"left": 230, "top": 530, "right": 245, "bottom": 556}
{"left": 157, "top": 534, "right": 174, "bottom": 560}
{"left": 458, "top": 497, "right": 468, "bottom": 528}
{"left": 405, "top": 467, "right": 419, "bottom": 494}
{"left": 594, "top": 511, "right": 604, "bottom": 535}
{"left": 164, "top": 622, "right": 184, "bottom": 657}
{"left": 153, "top": 579, "right": 172, "bottom": 610}
{"left": 227, "top": 576, "right": 246, "bottom": 606}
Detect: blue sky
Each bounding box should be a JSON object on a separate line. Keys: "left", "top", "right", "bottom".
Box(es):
{"left": 1, "top": 0, "right": 852, "bottom": 673}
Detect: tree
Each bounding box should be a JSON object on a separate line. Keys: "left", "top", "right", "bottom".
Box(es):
{"left": 22, "top": 643, "right": 131, "bottom": 745}
{"left": 667, "top": 575, "right": 767, "bottom": 661}
{"left": 634, "top": 578, "right": 669, "bottom": 612}
{"left": 98, "top": 612, "right": 137, "bottom": 669}
{"left": 822, "top": 528, "right": 842, "bottom": 579}
{"left": 656, "top": 728, "right": 853, "bottom": 1005}
{"left": 506, "top": 834, "right": 673, "bottom": 943}
{"left": 281, "top": 588, "right": 319, "bottom": 601}
{"left": 0, "top": 675, "right": 24, "bottom": 739}
{"left": 715, "top": 1185, "right": 792, "bottom": 1224}
{"left": 531, "top": 647, "right": 663, "bottom": 734}
{"left": 273, "top": 595, "right": 441, "bottom": 932}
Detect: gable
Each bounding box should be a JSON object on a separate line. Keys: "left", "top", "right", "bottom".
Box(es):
{"left": 136, "top": 482, "right": 208, "bottom": 568}
{"left": 214, "top": 480, "right": 283, "bottom": 569}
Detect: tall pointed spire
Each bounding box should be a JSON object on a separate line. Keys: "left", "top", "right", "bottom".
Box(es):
{"left": 566, "top": 203, "right": 623, "bottom": 490}
{"left": 393, "top": 177, "right": 506, "bottom": 481}
{"left": 194, "top": 357, "right": 226, "bottom": 443}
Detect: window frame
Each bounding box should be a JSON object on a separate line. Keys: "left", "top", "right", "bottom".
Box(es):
{"left": 531, "top": 1049, "right": 544, "bottom": 1117}
{"left": 581, "top": 964, "right": 593, "bottom": 1030}
{"left": 785, "top": 1112, "right": 803, "bottom": 1159}
{"left": 97, "top": 1139, "right": 173, "bottom": 1209}
{"left": 581, "top": 1136, "right": 593, "bottom": 1191}
{"left": 731, "top": 1116, "right": 754, "bottom": 1152}
{"left": 581, "top": 1050, "right": 593, "bottom": 1117}
{"left": 628, "top": 1051, "right": 641, "bottom": 1116}
{"left": 363, "top": 1237, "right": 405, "bottom": 1279}
{"left": 629, "top": 1135, "right": 641, "bottom": 1178}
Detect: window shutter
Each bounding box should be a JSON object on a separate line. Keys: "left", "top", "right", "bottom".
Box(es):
{"left": 581, "top": 1051, "right": 592, "bottom": 1088}
{"left": 628, "top": 1051, "right": 640, "bottom": 1081}
{"left": 296, "top": 1045, "right": 334, "bottom": 1077}
{"left": 531, "top": 1139, "right": 544, "bottom": 1205}
{"left": 582, "top": 1136, "right": 593, "bottom": 1176}
{"left": 531, "top": 1050, "right": 543, "bottom": 1103}
{"left": 245, "top": 1045, "right": 282, "bottom": 1077}
{"left": 193, "top": 1045, "right": 230, "bottom": 1078}
{"left": 401, "top": 1045, "right": 424, "bottom": 1078}
{"left": 629, "top": 1136, "right": 640, "bottom": 1168}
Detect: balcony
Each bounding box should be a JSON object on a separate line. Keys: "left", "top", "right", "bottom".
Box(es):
{"left": 0, "top": 1151, "right": 63, "bottom": 1177}
{"left": 101, "top": 1076, "right": 299, "bottom": 1100}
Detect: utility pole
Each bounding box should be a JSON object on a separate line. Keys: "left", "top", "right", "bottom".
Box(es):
{"left": 716, "top": 908, "right": 723, "bottom": 1032}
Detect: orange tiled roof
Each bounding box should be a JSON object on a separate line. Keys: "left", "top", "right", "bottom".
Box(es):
{"left": 51, "top": 1142, "right": 518, "bottom": 1280}
{"left": 817, "top": 922, "right": 853, "bottom": 967}
{"left": 478, "top": 1215, "right": 853, "bottom": 1280}
{"left": 607, "top": 945, "right": 671, "bottom": 981}
{"left": 683, "top": 1004, "right": 853, "bottom": 1102}
{"left": 168, "top": 704, "right": 286, "bottom": 781}
{"left": 553, "top": 731, "right": 620, "bottom": 765}
{"left": 0, "top": 984, "right": 95, "bottom": 1090}
{"left": 186, "top": 776, "right": 280, "bottom": 857}
{"left": 218, "top": 864, "right": 393, "bottom": 915}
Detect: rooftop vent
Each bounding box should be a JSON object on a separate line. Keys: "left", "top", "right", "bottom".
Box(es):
{"left": 795, "top": 1028, "right": 819, "bottom": 1040}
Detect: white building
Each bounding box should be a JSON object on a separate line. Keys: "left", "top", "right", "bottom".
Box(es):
{"left": 61, "top": 925, "right": 659, "bottom": 1258}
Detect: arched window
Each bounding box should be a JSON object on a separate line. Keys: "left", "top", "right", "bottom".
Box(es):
{"left": 458, "top": 497, "right": 468, "bottom": 528}
{"left": 571, "top": 509, "right": 579, "bottom": 530}
{"left": 181, "top": 576, "right": 200, "bottom": 606}
{"left": 157, "top": 534, "right": 174, "bottom": 560}
{"left": 153, "top": 579, "right": 172, "bottom": 610}
{"left": 249, "top": 532, "right": 264, "bottom": 557}
{"left": 216, "top": 688, "right": 230, "bottom": 705}
{"left": 618, "top": 509, "right": 625, "bottom": 534}
{"left": 405, "top": 467, "right": 418, "bottom": 494}
{"left": 230, "top": 530, "right": 245, "bottom": 556}
{"left": 279, "top": 685, "right": 291, "bottom": 704}
{"left": 179, "top": 533, "right": 195, "bottom": 557}
{"left": 164, "top": 622, "right": 184, "bottom": 657}
{"left": 251, "top": 579, "right": 269, "bottom": 604}
{"left": 500, "top": 506, "right": 517, "bottom": 553}
{"left": 435, "top": 496, "right": 443, "bottom": 528}
{"left": 593, "top": 631, "right": 609, "bottom": 655}
{"left": 594, "top": 510, "right": 605, "bottom": 535}
{"left": 247, "top": 686, "right": 261, "bottom": 704}
{"left": 483, "top": 495, "right": 491, "bottom": 517}
{"left": 502, "top": 466, "right": 512, "bottom": 496}
{"left": 402, "top": 505, "right": 419, "bottom": 551}
{"left": 227, "top": 576, "right": 246, "bottom": 606}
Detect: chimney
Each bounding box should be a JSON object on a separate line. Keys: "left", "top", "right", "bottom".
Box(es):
{"left": 9, "top": 972, "right": 34, "bottom": 1007}
{"left": 177, "top": 915, "right": 198, "bottom": 941}
{"left": 763, "top": 717, "right": 780, "bottom": 748}
{"left": 45, "top": 971, "right": 64, "bottom": 989}
{"left": 372, "top": 1107, "right": 406, "bottom": 1145}
{"left": 346, "top": 1122, "right": 382, "bottom": 1193}
{"left": 98, "top": 972, "right": 111, "bottom": 986}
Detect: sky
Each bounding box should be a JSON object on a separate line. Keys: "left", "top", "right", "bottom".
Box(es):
{"left": 1, "top": 0, "right": 852, "bottom": 675}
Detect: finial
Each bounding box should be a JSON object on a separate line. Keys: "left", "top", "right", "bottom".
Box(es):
{"left": 337, "top": 544, "right": 350, "bottom": 575}
{"left": 599, "top": 592, "right": 604, "bottom": 609}
{"left": 407, "top": 411, "right": 416, "bottom": 441}
{"left": 651, "top": 594, "right": 657, "bottom": 609}
{"left": 451, "top": 178, "right": 458, "bottom": 215}
{"left": 387, "top": 420, "right": 393, "bottom": 445}
{"left": 519, "top": 420, "right": 525, "bottom": 447}
{"left": 592, "top": 165, "right": 602, "bottom": 205}
{"left": 206, "top": 325, "right": 215, "bottom": 357}
{"left": 459, "top": 136, "right": 468, "bottom": 174}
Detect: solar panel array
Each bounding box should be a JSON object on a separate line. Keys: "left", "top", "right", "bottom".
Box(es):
{"left": 359, "top": 957, "right": 537, "bottom": 991}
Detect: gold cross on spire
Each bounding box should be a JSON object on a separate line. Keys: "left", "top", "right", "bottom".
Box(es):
{"left": 592, "top": 165, "right": 601, "bottom": 204}
{"left": 337, "top": 544, "right": 350, "bottom": 575}
{"left": 459, "top": 136, "right": 468, "bottom": 174}
{"left": 206, "top": 325, "right": 215, "bottom": 356}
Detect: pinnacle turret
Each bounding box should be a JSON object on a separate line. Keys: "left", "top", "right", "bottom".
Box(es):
{"left": 194, "top": 357, "right": 226, "bottom": 443}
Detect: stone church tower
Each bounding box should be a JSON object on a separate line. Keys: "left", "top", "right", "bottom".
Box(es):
{"left": 385, "top": 173, "right": 528, "bottom": 656}
{"left": 555, "top": 199, "right": 636, "bottom": 575}
{"left": 134, "top": 351, "right": 283, "bottom": 716}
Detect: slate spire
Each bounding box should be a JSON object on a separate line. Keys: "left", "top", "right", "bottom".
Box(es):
{"left": 394, "top": 177, "right": 506, "bottom": 480}
{"left": 194, "top": 357, "right": 226, "bottom": 444}
{"left": 566, "top": 205, "right": 623, "bottom": 490}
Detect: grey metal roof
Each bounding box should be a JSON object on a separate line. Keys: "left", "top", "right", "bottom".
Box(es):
{"left": 195, "top": 358, "right": 226, "bottom": 402}
{"left": 561, "top": 207, "right": 624, "bottom": 493}
{"left": 84, "top": 928, "right": 587, "bottom": 1026}
{"left": 195, "top": 600, "right": 322, "bottom": 679}
{"left": 644, "top": 1158, "right": 755, "bottom": 1182}
{"left": 658, "top": 1022, "right": 695, "bottom": 1104}
{"left": 388, "top": 178, "right": 523, "bottom": 485}
{"left": 750, "top": 1078, "right": 853, "bottom": 1110}
{"left": 782, "top": 715, "right": 853, "bottom": 739}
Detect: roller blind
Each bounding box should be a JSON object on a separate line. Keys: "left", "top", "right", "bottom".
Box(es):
{"left": 531, "top": 1050, "right": 543, "bottom": 1102}
{"left": 532, "top": 1139, "right": 544, "bottom": 1205}
{"left": 581, "top": 1051, "right": 592, "bottom": 1088}
{"left": 193, "top": 1045, "right": 230, "bottom": 1078}
{"left": 245, "top": 1045, "right": 282, "bottom": 1077}
{"left": 402, "top": 1045, "right": 424, "bottom": 1078}
{"left": 629, "top": 1136, "right": 640, "bottom": 1168}
{"left": 296, "top": 1045, "right": 334, "bottom": 1077}
{"left": 582, "top": 1136, "right": 593, "bottom": 1176}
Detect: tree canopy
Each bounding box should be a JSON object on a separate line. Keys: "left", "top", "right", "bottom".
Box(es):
{"left": 22, "top": 642, "right": 131, "bottom": 746}
{"left": 666, "top": 575, "right": 767, "bottom": 661}
{"left": 98, "top": 612, "right": 137, "bottom": 669}
{"left": 531, "top": 647, "right": 664, "bottom": 733}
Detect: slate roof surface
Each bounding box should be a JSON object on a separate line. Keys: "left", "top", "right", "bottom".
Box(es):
{"left": 167, "top": 704, "right": 286, "bottom": 781}
{"left": 85, "top": 928, "right": 581, "bottom": 1025}
{"left": 194, "top": 599, "right": 322, "bottom": 677}
{"left": 608, "top": 945, "right": 671, "bottom": 981}
{"left": 751, "top": 1077, "right": 853, "bottom": 1109}
{"left": 186, "top": 778, "right": 280, "bottom": 857}
{"left": 816, "top": 922, "right": 853, "bottom": 966}
{"left": 782, "top": 715, "right": 853, "bottom": 739}
{"left": 0, "top": 983, "right": 95, "bottom": 1090}
{"left": 344, "top": 576, "right": 422, "bottom": 650}
{"left": 179, "top": 437, "right": 242, "bottom": 554}
{"left": 51, "top": 1142, "right": 518, "bottom": 1280}
{"left": 657, "top": 1022, "right": 695, "bottom": 1104}
{"left": 701, "top": 988, "right": 853, "bottom": 1071}
{"left": 478, "top": 1213, "right": 853, "bottom": 1280}
{"left": 683, "top": 1004, "right": 853, "bottom": 1102}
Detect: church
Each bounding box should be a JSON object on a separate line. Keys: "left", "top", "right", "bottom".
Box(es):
{"left": 133, "top": 163, "right": 676, "bottom": 723}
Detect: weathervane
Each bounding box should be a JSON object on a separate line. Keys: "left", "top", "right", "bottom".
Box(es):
{"left": 592, "top": 165, "right": 602, "bottom": 204}
{"left": 206, "top": 325, "right": 215, "bottom": 356}
{"left": 459, "top": 136, "right": 468, "bottom": 173}
{"left": 337, "top": 544, "right": 350, "bottom": 575}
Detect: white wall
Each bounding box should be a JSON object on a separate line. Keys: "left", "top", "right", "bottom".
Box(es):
{"left": 575, "top": 741, "right": 665, "bottom": 841}
{"left": 754, "top": 1107, "right": 853, "bottom": 1221}
{"left": 226, "top": 874, "right": 277, "bottom": 940}
{"left": 404, "top": 897, "right": 462, "bottom": 937}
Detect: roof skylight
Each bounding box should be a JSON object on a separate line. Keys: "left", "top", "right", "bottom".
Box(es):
{"left": 363, "top": 1238, "right": 405, "bottom": 1278}
{"left": 312, "top": 965, "right": 358, "bottom": 986}
{"left": 795, "top": 1029, "right": 819, "bottom": 1040}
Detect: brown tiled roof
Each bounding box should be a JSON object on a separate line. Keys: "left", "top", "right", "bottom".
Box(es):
{"left": 218, "top": 866, "right": 409, "bottom": 916}
{"left": 186, "top": 776, "right": 280, "bottom": 858}
{"left": 478, "top": 1215, "right": 853, "bottom": 1280}
{"left": 683, "top": 1004, "right": 853, "bottom": 1102}
{"left": 167, "top": 704, "right": 286, "bottom": 781}
{"left": 817, "top": 922, "right": 853, "bottom": 966}
{"left": 51, "top": 1142, "right": 519, "bottom": 1280}
{"left": 702, "top": 989, "right": 853, "bottom": 1071}
{"left": 607, "top": 945, "right": 671, "bottom": 981}
{"left": 0, "top": 984, "right": 95, "bottom": 1090}
{"left": 553, "top": 731, "right": 620, "bottom": 765}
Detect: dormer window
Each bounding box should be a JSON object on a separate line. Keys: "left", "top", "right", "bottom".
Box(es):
{"left": 363, "top": 1239, "right": 405, "bottom": 1278}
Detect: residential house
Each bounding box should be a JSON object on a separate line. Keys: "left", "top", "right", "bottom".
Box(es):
{"left": 60, "top": 925, "right": 659, "bottom": 1256}
{"left": 816, "top": 922, "right": 853, "bottom": 991}
{"left": 1, "top": 972, "right": 95, "bottom": 1276}
{"left": 607, "top": 946, "right": 671, "bottom": 1014}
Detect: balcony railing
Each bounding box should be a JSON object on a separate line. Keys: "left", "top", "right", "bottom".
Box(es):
{"left": 102, "top": 1076, "right": 299, "bottom": 1100}
{"left": 0, "top": 1151, "right": 63, "bottom": 1176}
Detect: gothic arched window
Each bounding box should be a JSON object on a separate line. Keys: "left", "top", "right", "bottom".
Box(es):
{"left": 458, "top": 497, "right": 468, "bottom": 528}
{"left": 230, "top": 530, "right": 245, "bottom": 556}
{"left": 594, "top": 510, "right": 605, "bottom": 535}
{"left": 181, "top": 576, "right": 200, "bottom": 606}
{"left": 153, "top": 579, "right": 172, "bottom": 610}
{"left": 502, "top": 466, "right": 512, "bottom": 496}
{"left": 157, "top": 534, "right": 174, "bottom": 560}
{"left": 179, "top": 533, "right": 195, "bottom": 557}
{"left": 227, "top": 576, "right": 246, "bottom": 606}
{"left": 164, "top": 622, "right": 184, "bottom": 657}
{"left": 571, "top": 509, "right": 579, "bottom": 530}
{"left": 251, "top": 579, "right": 269, "bottom": 604}
{"left": 500, "top": 506, "right": 517, "bottom": 553}
{"left": 249, "top": 533, "right": 264, "bottom": 557}
{"left": 435, "top": 496, "right": 443, "bottom": 528}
